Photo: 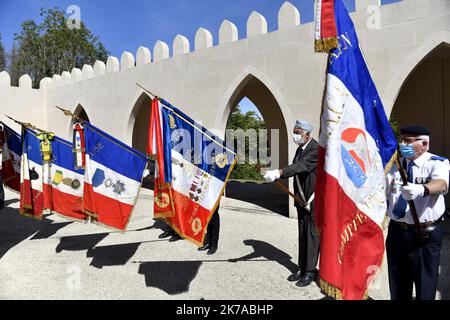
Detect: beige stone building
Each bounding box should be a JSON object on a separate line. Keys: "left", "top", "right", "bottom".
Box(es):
{"left": 0, "top": 0, "right": 449, "bottom": 217}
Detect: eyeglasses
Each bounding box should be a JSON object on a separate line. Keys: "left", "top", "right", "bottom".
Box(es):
{"left": 400, "top": 138, "right": 423, "bottom": 144}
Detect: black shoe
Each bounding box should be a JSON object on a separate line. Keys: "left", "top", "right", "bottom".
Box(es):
{"left": 158, "top": 230, "right": 173, "bottom": 239}
{"left": 169, "top": 234, "right": 182, "bottom": 242}
{"left": 287, "top": 270, "right": 303, "bottom": 282}
{"left": 207, "top": 247, "right": 217, "bottom": 255}
{"left": 295, "top": 272, "right": 317, "bottom": 287}
{"left": 198, "top": 243, "right": 210, "bottom": 251}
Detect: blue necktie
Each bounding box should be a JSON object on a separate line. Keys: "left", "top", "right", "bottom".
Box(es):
{"left": 392, "top": 161, "right": 414, "bottom": 219}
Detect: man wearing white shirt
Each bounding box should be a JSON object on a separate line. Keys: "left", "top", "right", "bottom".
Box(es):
{"left": 385, "top": 125, "right": 449, "bottom": 300}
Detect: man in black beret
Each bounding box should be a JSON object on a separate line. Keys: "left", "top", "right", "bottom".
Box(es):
{"left": 385, "top": 124, "right": 449, "bottom": 300}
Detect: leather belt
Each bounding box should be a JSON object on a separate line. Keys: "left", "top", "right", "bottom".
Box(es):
{"left": 393, "top": 216, "right": 443, "bottom": 231}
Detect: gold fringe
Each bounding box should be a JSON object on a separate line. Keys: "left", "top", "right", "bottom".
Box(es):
{"left": 319, "top": 278, "right": 369, "bottom": 300}
{"left": 50, "top": 210, "right": 89, "bottom": 223}
{"left": 18, "top": 209, "right": 43, "bottom": 221}
{"left": 315, "top": 37, "right": 339, "bottom": 53}
{"left": 384, "top": 150, "right": 398, "bottom": 176}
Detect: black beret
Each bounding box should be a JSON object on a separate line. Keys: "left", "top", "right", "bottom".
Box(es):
{"left": 400, "top": 125, "right": 430, "bottom": 136}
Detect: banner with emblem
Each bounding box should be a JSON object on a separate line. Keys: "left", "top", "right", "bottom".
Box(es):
{"left": 45, "top": 135, "right": 86, "bottom": 221}
{"left": 79, "top": 122, "right": 148, "bottom": 230}
{"left": 314, "top": 0, "right": 398, "bottom": 300}
{"left": 0, "top": 122, "right": 22, "bottom": 193}
{"left": 19, "top": 127, "right": 46, "bottom": 219}
{"left": 148, "top": 98, "right": 236, "bottom": 246}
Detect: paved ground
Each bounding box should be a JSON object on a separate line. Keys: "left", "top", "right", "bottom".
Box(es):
{"left": 0, "top": 187, "right": 449, "bottom": 300}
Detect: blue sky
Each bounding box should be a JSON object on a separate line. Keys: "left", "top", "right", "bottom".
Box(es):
{"left": 0, "top": 0, "right": 401, "bottom": 116}
{"left": 0, "top": 0, "right": 401, "bottom": 57}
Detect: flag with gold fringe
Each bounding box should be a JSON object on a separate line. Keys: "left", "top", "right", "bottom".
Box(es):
{"left": 148, "top": 98, "right": 236, "bottom": 246}
{"left": 19, "top": 127, "right": 46, "bottom": 219}
{"left": 76, "top": 121, "right": 148, "bottom": 230}
{"left": 314, "top": 0, "right": 398, "bottom": 300}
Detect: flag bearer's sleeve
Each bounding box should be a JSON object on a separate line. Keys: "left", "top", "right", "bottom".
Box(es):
{"left": 430, "top": 158, "right": 450, "bottom": 191}
{"left": 281, "top": 144, "right": 318, "bottom": 178}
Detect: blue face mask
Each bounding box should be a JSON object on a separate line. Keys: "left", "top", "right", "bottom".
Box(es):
{"left": 399, "top": 143, "right": 416, "bottom": 159}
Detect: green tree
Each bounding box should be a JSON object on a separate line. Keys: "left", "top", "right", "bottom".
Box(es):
{"left": 389, "top": 114, "right": 400, "bottom": 140}
{"left": 226, "top": 105, "right": 268, "bottom": 180}
{"left": 11, "top": 7, "right": 109, "bottom": 88}
{"left": 9, "top": 43, "right": 21, "bottom": 86}
{"left": 0, "top": 33, "right": 6, "bottom": 72}
{"left": 0, "top": 34, "right": 5, "bottom": 71}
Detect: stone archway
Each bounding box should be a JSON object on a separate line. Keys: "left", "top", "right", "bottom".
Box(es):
{"left": 390, "top": 43, "right": 450, "bottom": 158}
{"left": 73, "top": 104, "right": 90, "bottom": 123}
{"left": 218, "top": 70, "right": 291, "bottom": 217}
{"left": 390, "top": 42, "right": 450, "bottom": 211}
{"left": 130, "top": 93, "right": 152, "bottom": 155}
{"left": 67, "top": 104, "right": 91, "bottom": 138}
{"left": 129, "top": 92, "right": 153, "bottom": 189}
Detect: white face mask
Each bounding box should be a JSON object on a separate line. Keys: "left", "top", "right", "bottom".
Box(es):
{"left": 293, "top": 134, "right": 305, "bottom": 146}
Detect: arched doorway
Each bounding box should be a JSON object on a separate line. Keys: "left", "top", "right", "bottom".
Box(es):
{"left": 390, "top": 43, "right": 450, "bottom": 206}
{"left": 222, "top": 74, "right": 290, "bottom": 217}
{"left": 391, "top": 43, "right": 450, "bottom": 158}
{"left": 74, "top": 104, "right": 90, "bottom": 123}
{"left": 130, "top": 93, "right": 153, "bottom": 189}
{"left": 68, "top": 104, "right": 91, "bottom": 138}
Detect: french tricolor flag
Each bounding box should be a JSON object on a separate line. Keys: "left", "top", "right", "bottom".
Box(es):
{"left": 80, "top": 122, "right": 148, "bottom": 230}
{"left": 314, "top": 0, "right": 398, "bottom": 299}
{"left": 1, "top": 122, "right": 22, "bottom": 193}
{"left": 149, "top": 98, "right": 236, "bottom": 246}
{"left": 20, "top": 128, "right": 45, "bottom": 219}
{"left": 45, "top": 135, "right": 86, "bottom": 221}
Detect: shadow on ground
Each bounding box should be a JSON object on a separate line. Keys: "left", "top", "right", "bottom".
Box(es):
{"left": 0, "top": 199, "right": 52, "bottom": 259}
{"left": 55, "top": 233, "right": 109, "bottom": 253}
{"left": 228, "top": 239, "right": 298, "bottom": 274}
{"left": 136, "top": 239, "right": 299, "bottom": 295}
{"left": 87, "top": 242, "right": 141, "bottom": 269}
{"left": 225, "top": 181, "right": 289, "bottom": 217}
{"left": 138, "top": 261, "right": 203, "bottom": 295}
{"left": 31, "top": 221, "right": 73, "bottom": 240}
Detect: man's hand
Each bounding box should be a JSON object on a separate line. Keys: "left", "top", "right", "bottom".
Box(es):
{"left": 401, "top": 183, "right": 425, "bottom": 200}
{"left": 263, "top": 169, "right": 281, "bottom": 182}
{"left": 143, "top": 169, "right": 151, "bottom": 177}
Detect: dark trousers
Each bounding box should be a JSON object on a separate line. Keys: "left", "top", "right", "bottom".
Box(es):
{"left": 386, "top": 220, "right": 443, "bottom": 300}
{"left": 205, "top": 206, "right": 220, "bottom": 249}
{"left": 297, "top": 204, "right": 320, "bottom": 274}
{"left": 0, "top": 173, "right": 4, "bottom": 208}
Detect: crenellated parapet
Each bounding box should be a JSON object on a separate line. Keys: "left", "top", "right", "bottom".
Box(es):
{"left": 0, "top": 0, "right": 395, "bottom": 91}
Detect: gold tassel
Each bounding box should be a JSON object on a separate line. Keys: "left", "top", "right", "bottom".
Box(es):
{"left": 319, "top": 278, "right": 369, "bottom": 300}
{"left": 315, "top": 37, "right": 339, "bottom": 53}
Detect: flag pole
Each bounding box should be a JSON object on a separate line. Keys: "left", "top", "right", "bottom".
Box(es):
{"left": 136, "top": 83, "right": 158, "bottom": 99}
{"left": 394, "top": 148, "right": 427, "bottom": 239}
{"left": 251, "top": 160, "right": 306, "bottom": 208}
{"left": 135, "top": 83, "right": 306, "bottom": 207}
{"left": 4, "top": 115, "right": 46, "bottom": 133}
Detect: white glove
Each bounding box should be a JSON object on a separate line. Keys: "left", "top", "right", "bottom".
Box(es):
{"left": 263, "top": 169, "right": 281, "bottom": 182}
{"left": 401, "top": 183, "right": 425, "bottom": 201}
{"left": 143, "top": 169, "right": 151, "bottom": 177}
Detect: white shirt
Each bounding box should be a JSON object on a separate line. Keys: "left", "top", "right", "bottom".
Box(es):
{"left": 301, "top": 138, "right": 312, "bottom": 151}
{"left": 386, "top": 152, "right": 450, "bottom": 224}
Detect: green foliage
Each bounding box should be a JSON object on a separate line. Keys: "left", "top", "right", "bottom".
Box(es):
{"left": 0, "top": 34, "right": 5, "bottom": 71}
{"left": 10, "top": 7, "right": 109, "bottom": 88}
{"left": 389, "top": 113, "right": 400, "bottom": 140}
{"left": 226, "top": 105, "right": 268, "bottom": 180}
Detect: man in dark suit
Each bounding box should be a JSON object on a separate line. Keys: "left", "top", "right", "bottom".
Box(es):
{"left": 264, "top": 120, "right": 319, "bottom": 287}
